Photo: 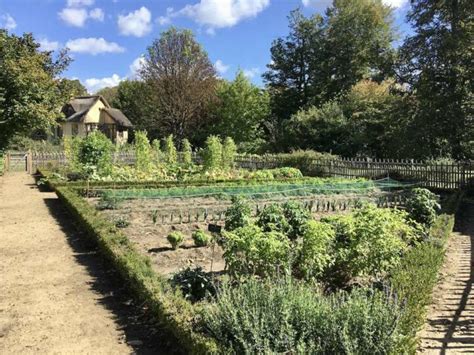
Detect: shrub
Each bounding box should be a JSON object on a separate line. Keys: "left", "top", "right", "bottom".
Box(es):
{"left": 282, "top": 201, "right": 311, "bottom": 239}
{"left": 202, "top": 135, "right": 222, "bottom": 171}
{"left": 167, "top": 231, "right": 184, "bottom": 250}
{"left": 97, "top": 194, "right": 122, "bottom": 210}
{"left": 114, "top": 216, "right": 130, "bottom": 228}
{"left": 296, "top": 220, "right": 335, "bottom": 280}
{"left": 222, "top": 225, "right": 291, "bottom": 278}
{"left": 63, "top": 136, "right": 82, "bottom": 171}
{"left": 405, "top": 188, "right": 440, "bottom": 227}
{"left": 171, "top": 266, "right": 216, "bottom": 303}
{"left": 192, "top": 230, "right": 211, "bottom": 247}
{"left": 201, "top": 278, "right": 403, "bottom": 354}
{"left": 256, "top": 204, "right": 290, "bottom": 233}
{"left": 134, "top": 130, "right": 152, "bottom": 172}
{"left": 273, "top": 167, "right": 303, "bottom": 179}
{"left": 77, "top": 131, "right": 113, "bottom": 176}
{"left": 163, "top": 135, "right": 177, "bottom": 164}
{"left": 322, "top": 203, "right": 417, "bottom": 283}
{"left": 151, "top": 139, "right": 162, "bottom": 164}
{"left": 224, "top": 196, "right": 252, "bottom": 231}
{"left": 181, "top": 138, "right": 193, "bottom": 166}
{"left": 222, "top": 137, "right": 237, "bottom": 170}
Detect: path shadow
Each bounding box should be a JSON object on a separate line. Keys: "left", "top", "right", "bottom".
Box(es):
{"left": 41, "top": 194, "right": 182, "bottom": 355}
{"left": 425, "top": 201, "right": 474, "bottom": 354}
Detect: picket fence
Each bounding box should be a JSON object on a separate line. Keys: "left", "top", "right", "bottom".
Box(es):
{"left": 26, "top": 151, "right": 474, "bottom": 190}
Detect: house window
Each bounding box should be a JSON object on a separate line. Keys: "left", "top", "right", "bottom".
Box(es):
{"left": 72, "top": 123, "right": 79, "bottom": 136}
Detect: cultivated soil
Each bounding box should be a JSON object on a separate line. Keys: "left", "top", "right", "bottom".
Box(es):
{"left": 418, "top": 200, "right": 474, "bottom": 354}
{"left": 0, "top": 173, "right": 174, "bottom": 354}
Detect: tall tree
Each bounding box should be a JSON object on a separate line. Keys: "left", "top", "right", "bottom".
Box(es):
{"left": 398, "top": 0, "right": 473, "bottom": 159}
{"left": 141, "top": 27, "right": 217, "bottom": 142}
{"left": 264, "top": 1, "right": 396, "bottom": 150}
{"left": 0, "top": 30, "right": 71, "bottom": 150}
{"left": 96, "top": 86, "right": 118, "bottom": 104}
{"left": 211, "top": 71, "right": 270, "bottom": 152}
{"left": 57, "top": 78, "right": 87, "bottom": 101}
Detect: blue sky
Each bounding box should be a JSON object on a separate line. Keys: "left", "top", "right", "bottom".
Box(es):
{"left": 0, "top": 0, "right": 412, "bottom": 93}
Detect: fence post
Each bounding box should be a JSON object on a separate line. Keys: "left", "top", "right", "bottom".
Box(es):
{"left": 27, "top": 150, "right": 33, "bottom": 174}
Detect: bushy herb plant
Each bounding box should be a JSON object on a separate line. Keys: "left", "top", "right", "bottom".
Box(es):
{"left": 167, "top": 231, "right": 184, "bottom": 250}
{"left": 171, "top": 266, "right": 216, "bottom": 302}
{"left": 163, "top": 135, "right": 177, "bottom": 165}
{"left": 202, "top": 135, "right": 222, "bottom": 171}
{"left": 405, "top": 188, "right": 440, "bottom": 227}
{"left": 192, "top": 230, "right": 211, "bottom": 247}
{"left": 224, "top": 196, "right": 252, "bottom": 231}
{"left": 134, "top": 130, "right": 152, "bottom": 172}
{"left": 256, "top": 204, "right": 290, "bottom": 233}
{"left": 77, "top": 131, "right": 113, "bottom": 176}
{"left": 222, "top": 137, "right": 237, "bottom": 170}
{"left": 181, "top": 138, "right": 193, "bottom": 166}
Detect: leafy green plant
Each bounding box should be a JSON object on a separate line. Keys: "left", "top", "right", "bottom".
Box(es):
{"left": 151, "top": 209, "right": 159, "bottom": 224}
{"left": 167, "top": 231, "right": 184, "bottom": 250}
{"left": 63, "top": 136, "right": 82, "bottom": 171}
{"left": 405, "top": 188, "right": 440, "bottom": 227}
{"left": 134, "top": 130, "right": 153, "bottom": 172}
{"left": 114, "top": 216, "right": 130, "bottom": 228}
{"left": 77, "top": 131, "right": 113, "bottom": 176}
{"left": 97, "top": 194, "right": 123, "bottom": 210}
{"left": 222, "top": 136, "right": 237, "bottom": 170}
{"left": 256, "top": 204, "right": 290, "bottom": 233}
{"left": 222, "top": 224, "right": 291, "bottom": 278}
{"left": 296, "top": 220, "right": 335, "bottom": 280}
{"left": 171, "top": 266, "right": 216, "bottom": 302}
{"left": 282, "top": 201, "right": 311, "bottom": 239}
{"left": 202, "top": 135, "right": 222, "bottom": 171}
{"left": 224, "top": 196, "right": 252, "bottom": 231}
{"left": 201, "top": 278, "right": 403, "bottom": 354}
{"left": 181, "top": 138, "right": 193, "bottom": 166}
{"left": 163, "top": 135, "right": 177, "bottom": 164}
{"left": 273, "top": 167, "right": 303, "bottom": 178}
{"left": 192, "top": 230, "right": 211, "bottom": 247}
{"left": 151, "top": 139, "right": 162, "bottom": 164}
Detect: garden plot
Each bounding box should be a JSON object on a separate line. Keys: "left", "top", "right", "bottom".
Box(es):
{"left": 90, "top": 178, "right": 412, "bottom": 276}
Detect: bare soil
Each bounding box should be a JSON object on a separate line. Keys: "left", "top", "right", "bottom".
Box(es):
{"left": 0, "top": 173, "right": 174, "bottom": 354}
{"left": 418, "top": 201, "right": 474, "bottom": 354}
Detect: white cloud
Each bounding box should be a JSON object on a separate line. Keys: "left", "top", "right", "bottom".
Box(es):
{"left": 85, "top": 74, "right": 123, "bottom": 93}
{"left": 159, "top": 0, "right": 270, "bottom": 33}
{"left": 89, "top": 8, "right": 104, "bottom": 21}
{"left": 67, "top": 0, "right": 94, "bottom": 7}
{"left": 243, "top": 67, "right": 260, "bottom": 79}
{"left": 66, "top": 37, "right": 125, "bottom": 55}
{"left": 1, "top": 14, "right": 17, "bottom": 30}
{"left": 214, "top": 59, "right": 229, "bottom": 75}
{"left": 118, "top": 7, "right": 152, "bottom": 37}
{"left": 157, "top": 7, "right": 174, "bottom": 26}
{"left": 59, "top": 7, "right": 89, "bottom": 27}
{"left": 39, "top": 38, "right": 60, "bottom": 51}
{"left": 382, "top": 0, "right": 408, "bottom": 8}
{"left": 129, "top": 56, "right": 145, "bottom": 78}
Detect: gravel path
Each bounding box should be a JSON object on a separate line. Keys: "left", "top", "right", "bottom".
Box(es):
{"left": 0, "top": 173, "right": 168, "bottom": 354}
{"left": 419, "top": 201, "right": 474, "bottom": 354}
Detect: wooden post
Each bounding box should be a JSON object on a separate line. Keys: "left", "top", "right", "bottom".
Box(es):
{"left": 27, "top": 150, "right": 33, "bottom": 174}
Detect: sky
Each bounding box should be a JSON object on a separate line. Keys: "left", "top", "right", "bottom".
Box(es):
{"left": 0, "top": 0, "right": 412, "bottom": 93}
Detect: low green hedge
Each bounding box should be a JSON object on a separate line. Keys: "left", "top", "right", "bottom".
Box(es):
{"left": 55, "top": 186, "right": 218, "bottom": 354}
{"left": 390, "top": 213, "right": 455, "bottom": 353}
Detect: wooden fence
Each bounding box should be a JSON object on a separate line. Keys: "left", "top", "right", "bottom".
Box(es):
{"left": 27, "top": 151, "right": 474, "bottom": 190}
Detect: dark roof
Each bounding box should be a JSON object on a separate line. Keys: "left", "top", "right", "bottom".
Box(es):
{"left": 103, "top": 108, "right": 133, "bottom": 128}
{"left": 65, "top": 109, "right": 89, "bottom": 123}
{"left": 62, "top": 95, "right": 110, "bottom": 123}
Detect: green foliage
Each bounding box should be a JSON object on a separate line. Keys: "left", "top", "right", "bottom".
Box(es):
{"left": 151, "top": 139, "right": 162, "bottom": 164}
{"left": 167, "top": 231, "right": 184, "bottom": 250}
{"left": 97, "top": 194, "right": 123, "bottom": 210}
{"left": 273, "top": 167, "right": 303, "bottom": 179}
{"left": 192, "top": 230, "right": 211, "bottom": 247}
{"left": 95, "top": 86, "right": 118, "bottom": 104}
{"left": 0, "top": 31, "right": 71, "bottom": 150}
{"left": 181, "top": 138, "right": 193, "bottom": 166}
{"left": 224, "top": 196, "right": 252, "bottom": 231}
{"left": 171, "top": 266, "right": 216, "bottom": 303}
{"left": 134, "top": 130, "right": 152, "bottom": 172}
{"left": 282, "top": 201, "right": 311, "bottom": 239}
{"left": 322, "top": 203, "right": 417, "bottom": 284}
{"left": 211, "top": 70, "right": 269, "bottom": 152}
{"left": 221, "top": 137, "right": 237, "bottom": 170}
{"left": 151, "top": 209, "right": 158, "bottom": 224}
{"left": 296, "top": 221, "right": 335, "bottom": 280}
{"left": 202, "top": 278, "right": 403, "bottom": 354}
{"left": 201, "top": 135, "right": 222, "bottom": 171}
{"left": 114, "top": 216, "right": 130, "bottom": 228}
{"left": 162, "top": 135, "right": 177, "bottom": 165}
{"left": 405, "top": 188, "right": 440, "bottom": 227}
{"left": 77, "top": 131, "right": 113, "bottom": 176}
{"left": 63, "top": 136, "right": 82, "bottom": 171}
{"left": 57, "top": 78, "right": 87, "bottom": 101}
{"left": 257, "top": 204, "right": 290, "bottom": 234}
{"left": 390, "top": 214, "right": 454, "bottom": 353}
{"left": 222, "top": 225, "right": 291, "bottom": 278}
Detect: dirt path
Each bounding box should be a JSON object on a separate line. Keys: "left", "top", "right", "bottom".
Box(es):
{"left": 0, "top": 173, "right": 169, "bottom": 354}
{"left": 419, "top": 201, "right": 474, "bottom": 354}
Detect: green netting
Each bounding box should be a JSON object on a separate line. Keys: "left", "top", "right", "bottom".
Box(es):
{"left": 101, "top": 177, "right": 416, "bottom": 201}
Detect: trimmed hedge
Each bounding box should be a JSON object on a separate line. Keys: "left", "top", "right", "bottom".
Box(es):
{"left": 391, "top": 213, "right": 456, "bottom": 353}
{"left": 55, "top": 186, "right": 218, "bottom": 354}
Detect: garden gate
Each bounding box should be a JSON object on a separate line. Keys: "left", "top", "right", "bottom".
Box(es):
{"left": 4, "top": 151, "right": 29, "bottom": 172}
